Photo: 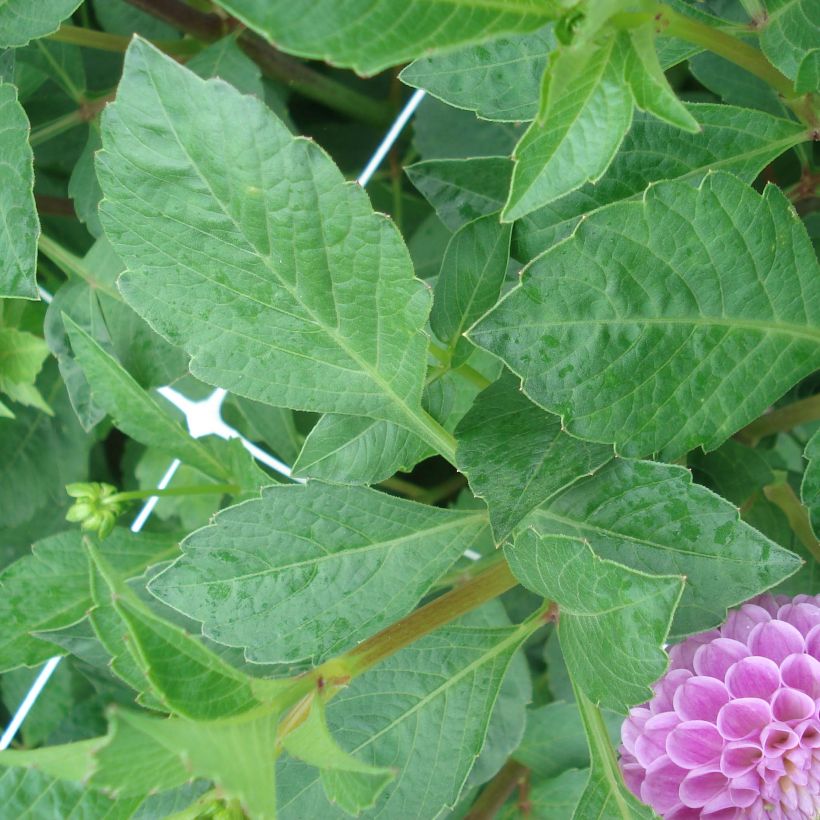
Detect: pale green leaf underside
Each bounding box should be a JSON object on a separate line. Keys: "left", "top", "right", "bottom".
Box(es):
{"left": 760, "top": 0, "right": 820, "bottom": 81}
{"left": 149, "top": 483, "right": 489, "bottom": 664}
{"left": 278, "top": 606, "right": 531, "bottom": 819}
{"left": 0, "top": 0, "right": 82, "bottom": 47}
{"left": 96, "top": 39, "right": 453, "bottom": 459}
{"left": 473, "top": 172, "right": 820, "bottom": 459}
{"left": 214, "top": 0, "right": 552, "bottom": 76}
{"left": 514, "top": 104, "right": 807, "bottom": 261}
{"left": 457, "top": 373, "right": 612, "bottom": 541}
{"left": 401, "top": 25, "right": 555, "bottom": 121}
{"left": 529, "top": 459, "right": 801, "bottom": 637}
{"left": 0, "top": 83, "right": 38, "bottom": 298}
{"left": 507, "top": 530, "right": 682, "bottom": 712}
{"left": 0, "top": 327, "right": 51, "bottom": 414}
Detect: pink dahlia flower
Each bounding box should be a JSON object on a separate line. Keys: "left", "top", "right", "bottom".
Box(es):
{"left": 619, "top": 594, "right": 820, "bottom": 819}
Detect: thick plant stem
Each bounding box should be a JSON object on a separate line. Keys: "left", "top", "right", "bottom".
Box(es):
{"left": 275, "top": 560, "right": 521, "bottom": 713}
{"left": 37, "top": 234, "right": 120, "bottom": 300}
{"left": 112, "top": 483, "right": 240, "bottom": 503}
{"left": 48, "top": 24, "right": 200, "bottom": 56}
{"left": 123, "top": 0, "right": 392, "bottom": 127}
{"left": 464, "top": 760, "right": 529, "bottom": 820}
{"left": 29, "top": 91, "right": 115, "bottom": 147}
{"left": 737, "top": 394, "right": 820, "bottom": 443}
{"left": 764, "top": 482, "right": 820, "bottom": 562}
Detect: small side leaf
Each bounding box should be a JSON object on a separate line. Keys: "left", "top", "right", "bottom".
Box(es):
{"left": 506, "top": 530, "right": 683, "bottom": 712}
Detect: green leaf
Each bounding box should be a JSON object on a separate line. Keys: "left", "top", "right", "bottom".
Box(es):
{"left": 456, "top": 373, "right": 612, "bottom": 542}
{"left": 624, "top": 25, "right": 698, "bottom": 132}
{"left": 502, "top": 36, "right": 633, "bottom": 222}
{"left": 689, "top": 438, "right": 775, "bottom": 507}
{"left": 97, "top": 38, "right": 455, "bottom": 462}
{"left": 214, "top": 0, "right": 552, "bottom": 76}
{"left": 15, "top": 40, "right": 86, "bottom": 101}
{"left": 187, "top": 34, "right": 264, "bottom": 97}
{"left": 222, "top": 395, "right": 305, "bottom": 465}
{"left": 0, "top": 83, "right": 38, "bottom": 299}
{"left": 500, "top": 768, "right": 587, "bottom": 820}
{"left": 406, "top": 157, "right": 513, "bottom": 232}
{"left": 0, "top": 0, "right": 82, "bottom": 48}
{"left": 65, "top": 317, "right": 265, "bottom": 493}
{"left": 148, "top": 483, "right": 489, "bottom": 664}
{"left": 802, "top": 428, "right": 820, "bottom": 537}
{"left": 573, "top": 689, "right": 657, "bottom": 819}
{"left": 515, "top": 701, "right": 621, "bottom": 781}
{"left": 760, "top": 0, "right": 820, "bottom": 81}
{"left": 282, "top": 699, "right": 394, "bottom": 815}
{"left": 508, "top": 530, "right": 682, "bottom": 711}
{"left": 401, "top": 25, "right": 555, "bottom": 122}
{"left": 431, "top": 213, "right": 512, "bottom": 365}
{"left": 67, "top": 128, "right": 103, "bottom": 237}
{"left": 0, "top": 327, "right": 51, "bottom": 414}
{"left": 795, "top": 47, "right": 820, "bottom": 93}
{"left": 87, "top": 542, "right": 263, "bottom": 720}
{"left": 513, "top": 104, "right": 806, "bottom": 261}
{"left": 474, "top": 173, "right": 820, "bottom": 459}
{"left": 529, "top": 459, "right": 801, "bottom": 637}
{"left": 278, "top": 604, "right": 536, "bottom": 818}
{"left": 0, "top": 768, "right": 143, "bottom": 819}
{"left": 0, "top": 528, "right": 176, "bottom": 672}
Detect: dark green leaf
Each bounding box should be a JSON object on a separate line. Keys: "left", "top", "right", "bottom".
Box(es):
{"left": 760, "top": 0, "right": 820, "bottom": 81}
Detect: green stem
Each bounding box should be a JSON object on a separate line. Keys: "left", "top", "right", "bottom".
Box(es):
{"left": 377, "top": 476, "right": 427, "bottom": 500}
{"left": 48, "top": 23, "right": 201, "bottom": 57}
{"left": 37, "top": 234, "right": 121, "bottom": 300}
{"left": 111, "top": 483, "right": 240, "bottom": 503}
{"left": 29, "top": 109, "right": 86, "bottom": 147}
{"left": 429, "top": 342, "right": 492, "bottom": 391}
{"left": 413, "top": 409, "right": 459, "bottom": 465}
{"left": 274, "top": 560, "right": 520, "bottom": 712}
{"left": 737, "top": 394, "right": 820, "bottom": 442}
{"left": 763, "top": 481, "right": 820, "bottom": 562}
{"left": 417, "top": 474, "right": 467, "bottom": 505}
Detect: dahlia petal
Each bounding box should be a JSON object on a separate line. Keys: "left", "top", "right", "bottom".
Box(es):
{"left": 621, "top": 707, "right": 651, "bottom": 756}
{"left": 777, "top": 602, "right": 820, "bottom": 636}
{"left": 721, "top": 604, "right": 771, "bottom": 643}
{"left": 650, "top": 668, "right": 692, "bottom": 714}
{"left": 641, "top": 755, "right": 688, "bottom": 813}
{"left": 795, "top": 719, "right": 820, "bottom": 749}
{"left": 634, "top": 711, "right": 679, "bottom": 769}
{"left": 693, "top": 638, "right": 750, "bottom": 679}
{"left": 720, "top": 741, "right": 764, "bottom": 777}
{"left": 669, "top": 630, "right": 721, "bottom": 672}
{"left": 771, "top": 687, "right": 816, "bottom": 723}
{"left": 806, "top": 623, "right": 820, "bottom": 660}
{"left": 760, "top": 722, "right": 799, "bottom": 756}
{"left": 747, "top": 620, "right": 805, "bottom": 664}
{"left": 779, "top": 653, "right": 820, "bottom": 699}
{"left": 620, "top": 758, "right": 645, "bottom": 798}
{"left": 727, "top": 770, "right": 761, "bottom": 807}
{"left": 664, "top": 804, "right": 702, "bottom": 819}
{"left": 724, "top": 656, "right": 780, "bottom": 699}
{"left": 679, "top": 766, "right": 729, "bottom": 808}
{"left": 717, "top": 698, "right": 771, "bottom": 740}
{"left": 666, "top": 720, "right": 724, "bottom": 769}
{"left": 673, "top": 676, "right": 731, "bottom": 722}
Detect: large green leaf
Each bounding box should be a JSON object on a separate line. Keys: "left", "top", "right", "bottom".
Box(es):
{"left": 401, "top": 25, "right": 555, "bottom": 121}
{"left": 0, "top": 0, "right": 82, "bottom": 48}
{"left": 406, "top": 157, "right": 513, "bottom": 232}
{"left": 513, "top": 104, "right": 806, "bottom": 261}
{"left": 0, "top": 83, "right": 38, "bottom": 298}
{"left": 0, "top": 528, "right": 176, "bottom": 672}
{"left": 500, "top": 769, "right": 587, "bottom": 820}
{"left": 573, "top": 689, "right": 657, "bottom": 819}
{"left": 214, "top": 0, "right": 552, "bottom": 76}
{"left": 473, "top": 173, "right": 820, "bottom": 459}
{"left": 0, "top": 327, "right": 51, "bottom": 415}
{"left": 502, "top": 35, "right": 633, "bottom": 222}
{"left": 456, "top": 373, "right": 612, "bottom": 541}
{"left": 529, "top": 459, "right": 801, "bottom": 637}
{"left": 96, "top": 39, "right": 455, "bottom": 461}
{"left": 760, "top": 0, "right": 820, "bottom": 82}
{"left": 149, "top": 483, "right": 489, "bottom": 664}
{"left": 278, "top": 604, "right": 536, "bottom": 819}
{"left": 507, "top": 530, "right": 682, "bottom": 711}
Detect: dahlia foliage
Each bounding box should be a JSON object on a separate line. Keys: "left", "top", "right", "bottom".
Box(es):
{"left": 620, "top": 595, "right": 820, "bottom": 819}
